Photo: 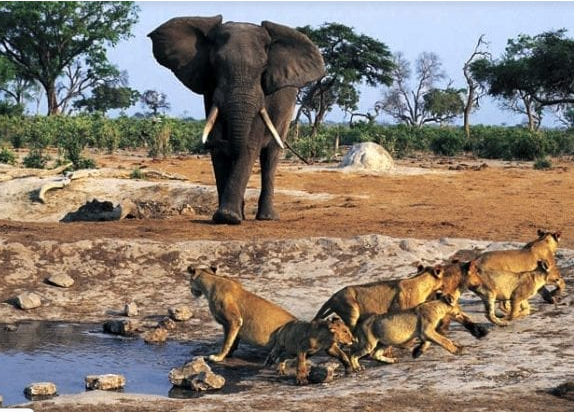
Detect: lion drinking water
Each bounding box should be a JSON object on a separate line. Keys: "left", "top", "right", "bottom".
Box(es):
{"left": 187, "top": 265, "right": 296, "bottom": 362}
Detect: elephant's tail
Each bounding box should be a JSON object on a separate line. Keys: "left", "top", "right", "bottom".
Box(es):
{"left": 314, "top": 298, "right": 334, "bottom": 320}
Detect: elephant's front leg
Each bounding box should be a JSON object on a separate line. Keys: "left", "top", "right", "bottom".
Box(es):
{"left": 211, "top": 150, "right": 257, "bottom": 224}
{"left": 257, "top": 146, "right": 280, "bottom": 220}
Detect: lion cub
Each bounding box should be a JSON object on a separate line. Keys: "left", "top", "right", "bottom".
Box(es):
{"left": 350, "top": 295, "right": 465, "bottom": 371}
{"left": 469, "top": 259, "right": 565, "bottom": 326}
{"left": 188, "top": 265, "right": 296, "bottom": 362}
{"left": 315, "top": 264, "right": 445, "bottom": 331}
{"left": 473, "top": 230, "right": 563, "bottom": 303}
{"left": 265, "top": 317, "right": 356, "bottom": 385}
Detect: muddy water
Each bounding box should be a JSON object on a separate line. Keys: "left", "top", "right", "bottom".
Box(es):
{"left": 0, "top": 321, "right": 195, "bottom": 406}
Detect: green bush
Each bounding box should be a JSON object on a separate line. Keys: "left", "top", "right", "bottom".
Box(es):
{"left": 23, "top": 148, "right": 50, "bottom": 169}
{"left": 429, "top": 129, "right": 466, "bottom": 156}
{"left": 0, "top": 146, "right": 17, "bottom": 165}
{"left": 533, "top": 157, "right": 552, "bottom": 170}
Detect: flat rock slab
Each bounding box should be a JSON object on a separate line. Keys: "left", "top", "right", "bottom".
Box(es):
{"left": 85, "top": 374, "right": 126, "bottom": 391}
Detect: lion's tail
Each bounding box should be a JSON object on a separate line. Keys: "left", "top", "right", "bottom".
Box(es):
{"left": 314, "top": 298, "right": 334, "bottom": 320}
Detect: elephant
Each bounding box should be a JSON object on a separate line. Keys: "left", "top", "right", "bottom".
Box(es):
{"left": 148, "top": 15, "right": 325, "bottom": 224}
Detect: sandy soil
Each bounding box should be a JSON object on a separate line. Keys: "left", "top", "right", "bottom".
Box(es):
{"left": 1, "top": 149, "right": 573, "bottom": 411}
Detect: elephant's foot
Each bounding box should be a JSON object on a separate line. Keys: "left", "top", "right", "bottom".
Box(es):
{"left": 256, "top": 210, "right": 279, "bottom": 221}
{"left": 212, "top": 209, "right": 242, "bottom": 225}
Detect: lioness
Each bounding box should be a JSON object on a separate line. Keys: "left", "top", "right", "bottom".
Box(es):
{"left": 469, "top": 259, "right": 565, "bottom": 325}
{"left": 473, "top": 230, "right": 563, "bottom": 303}
{"left": 350, "top": 295, "right": 466, "bottom": 371}
{"left": 265, "top": 317, "right": 356, "bottom": 385}
{"left": 187, "top": 265, "right": 296, "bottom": 362}
{"left": 314, "top": 264, "right": 445, "bottom": 331}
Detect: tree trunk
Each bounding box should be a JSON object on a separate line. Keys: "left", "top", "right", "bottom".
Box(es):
{"left": 46, "top": 81, "right": 60, "bottom": 116}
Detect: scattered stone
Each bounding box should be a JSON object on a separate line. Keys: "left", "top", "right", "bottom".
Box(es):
{"left": 143, "top": 327, "right": 168, "bottom": 344}
{"left": 308, "top": 361, "right": 341, "bottom": 384}
{"left": 47, "top": 273, "right": 75, "bottom": 288}
{"left": 103, "top": 319, "right": 139, "bottom": 336}
{"left": 168, "top": 305, "right": 193, "bottom": 321}
{"left": 16, "top": 292, "right": 42, "bottom": 310}
{"left": 124, "top": 302, "right": 139, "bottom": 317}
{"left": 551, "top": 381, "right": 574, "bottom": 400}
{"left": 158, "top": 316, "right": 177, "bottom": 330}
{"left": 340, "top": 142, "right": 395, "bottom": 173}
{"left": 24, "top": 382, "right": 57, "bottom": 399}
{"left": 4, "top": 324, "right": 18, "bottom": 332}
{"left": 168, "top": 357, "right": 212, "bottom": 386}
{"left": 179, "top": 203, "right": 195, "bottom": 216}
{"left": 190, "top": 371, "right": 225, "bottom": 391}
{"left": 85, "top": 374, "right": 126, "bottom": 391}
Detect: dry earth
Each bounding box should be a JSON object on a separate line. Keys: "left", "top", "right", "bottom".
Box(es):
{"left": 1, "top": 149, "right": 573, "bottom": 411}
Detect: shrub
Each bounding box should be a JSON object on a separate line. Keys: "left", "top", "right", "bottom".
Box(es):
{"left": 429, "top": 129, "right": 466, "bottom": 156}
{"left": 533, "top": 157, "right": 552, "bottom": 170}
{"left": 0, "top": 146, "right": 17, "bottom": 165}
{"left": 23, "top": 148, "right": 50, "bottom": 169}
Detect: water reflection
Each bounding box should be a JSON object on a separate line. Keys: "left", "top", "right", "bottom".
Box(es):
{"left": 0, "top": 321, "right": 194, "bottom": 406}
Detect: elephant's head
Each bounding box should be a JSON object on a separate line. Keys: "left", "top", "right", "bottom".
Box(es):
{"left": 148, "top": 15, "right": 324, "bottom": 149}
{"left": 148, "top": 16, "right": 324, "bottom": 224}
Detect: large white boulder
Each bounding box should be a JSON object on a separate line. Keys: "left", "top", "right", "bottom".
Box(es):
{"left": 340, "top": 142, "right": 395, "bottom": 172}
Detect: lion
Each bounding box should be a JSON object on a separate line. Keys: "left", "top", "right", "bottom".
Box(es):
{"left": 473, "top": 230, "right": 563, "bottom": 303}
{"left": 350, "top": 294, "right": 466, "bottom": 371}
{"left": 187, "top": 265, "right": 296, "bottom": 362}
{"left": 314, "top": 264, "right": 446, "bottom": 332}
{"left": 265, "top": 317, "right": 356, "bottom": 385}
{"left": 469, "top": 259, "right": 565, "bottom": 326}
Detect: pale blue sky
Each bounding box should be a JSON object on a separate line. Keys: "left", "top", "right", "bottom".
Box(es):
{"left": 107, "top": 1, "right": 574, "bottom": 126}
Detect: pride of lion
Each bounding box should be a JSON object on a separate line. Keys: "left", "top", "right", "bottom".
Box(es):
{"left": 186, "top": 229, "right": 566, "bottom": 385}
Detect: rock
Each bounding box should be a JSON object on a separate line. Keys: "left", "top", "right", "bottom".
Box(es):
{"left": 340, "top": 142, "right": 395, "bottom": 172}
{"left": 0, "top": 393, "right": 3, "bottom": 406}
{"left": 143, "top": 327, "right": 168, "bottom": 344}
{"left": 190, "top": 371, "right": 225, "bottom": 391}
{"left": 179, "top": 203, "right": 195, "bottom": 216}
{"left": 551, "top": 381, "right": 574, "bottom": 400}
{"left": 308, "top": 361, "right": 341, "bottom": 384}
{"left": 158, "top": 316, "right": 177, "bottom": 330}
{"left": 168, "top": 305, "right": 193, "bottom": 321}
{"left": 16, "top": 292, "right": 42, "bottom": 310}
{"left": 24, "top": 382, "right": 57, "bottom": 399}
{"left": 168, "top": 357, "right": 212, "bottom": 386}
{"left": 61, "top": 199, "right": 122, "bottom": 222}
{"left": 119, "top": 198, "right": 139, "bottom": 219}
{"left": 103, "top": 319, "right": 139, "bottom": 336}
{"left": 85, "top": 374, "right": 126, "bottom": 391}
{"left": 47, "top": 273, "right": 75, "bottom": 288}
{"left": 124, "top": 302, "right": 139, "bottom": 317}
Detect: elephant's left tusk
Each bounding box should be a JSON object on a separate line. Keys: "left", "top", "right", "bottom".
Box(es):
{"left": 202, "top": 106, "right": 219, "bottom": 144}
{"left": 260, "top": 108, "right": 284, "bottom": 150}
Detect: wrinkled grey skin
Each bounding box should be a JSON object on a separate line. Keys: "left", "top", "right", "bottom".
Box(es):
{"left": 148, "top": 15, "right": 325, "bottom": 224}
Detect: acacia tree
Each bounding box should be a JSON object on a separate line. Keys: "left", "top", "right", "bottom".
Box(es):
{"left": 0, "top": 1, "right": 139, "bottom": 115}
{"left": 296, "top": 23, "right": 394, "bottom": 135}
{"left": 140, "top": 89, "right": 170, "bottom": 116}
{"left": 376, "top": 52, "right": 463, "bottom": 127}
{"left": 471, "top": 29, "right": 574, "bottom": 130}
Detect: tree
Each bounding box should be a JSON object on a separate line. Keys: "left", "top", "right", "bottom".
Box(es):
{"left": 74, "top": 76, "right": 140, "bottom": 114}
{"left": 0, "top": 2, "right": 139, "bottom": 115}
{"left": 462, "top": 35, "right": 491, "bottom": 138}
{"left": 376, "top": 52, "right": 463, "bottom": 127}
{"left": 471, "top": 29, "right": 574, "bottom": 130}
{"left": 296, "top": 23, "right": 394, "bottom": 135}
{"left": 140, "top": 89, "right": 170, "bottom": 116}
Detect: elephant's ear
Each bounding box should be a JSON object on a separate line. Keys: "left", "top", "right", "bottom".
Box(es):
{"left": 148, "top": 15, "right": 222, "bottom": 95}
{"left": 261, "top": 21, "right": 325, "bottom": 94}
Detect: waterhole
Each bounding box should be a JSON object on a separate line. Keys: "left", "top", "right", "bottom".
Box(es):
{"left": 0, "top": 321, "right": 206, "bottom": 406}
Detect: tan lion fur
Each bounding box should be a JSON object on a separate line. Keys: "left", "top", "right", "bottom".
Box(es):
{"left": 314, "top": 264, "right": 445, "bottom": 331}
{"left": 187, "top": 265, "right": 296, "bottom": 362}
{"left": 350, "top": 295, "right": 466, "bottom": 371}
{"left": 473, "top": 230, "right": 563, "bottom": 303}
{"left": 469, "top": 259, "right": 565, "bottom": 325}
{"left": 265, "top": 317, "right": 356, "bottom": 385}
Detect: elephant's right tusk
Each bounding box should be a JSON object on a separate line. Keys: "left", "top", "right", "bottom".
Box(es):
{"left": 202, "top": 106, "right": 219, "bottom": 144}
{"left": 260, "top": 108, "right": 284, "bottom": 150}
